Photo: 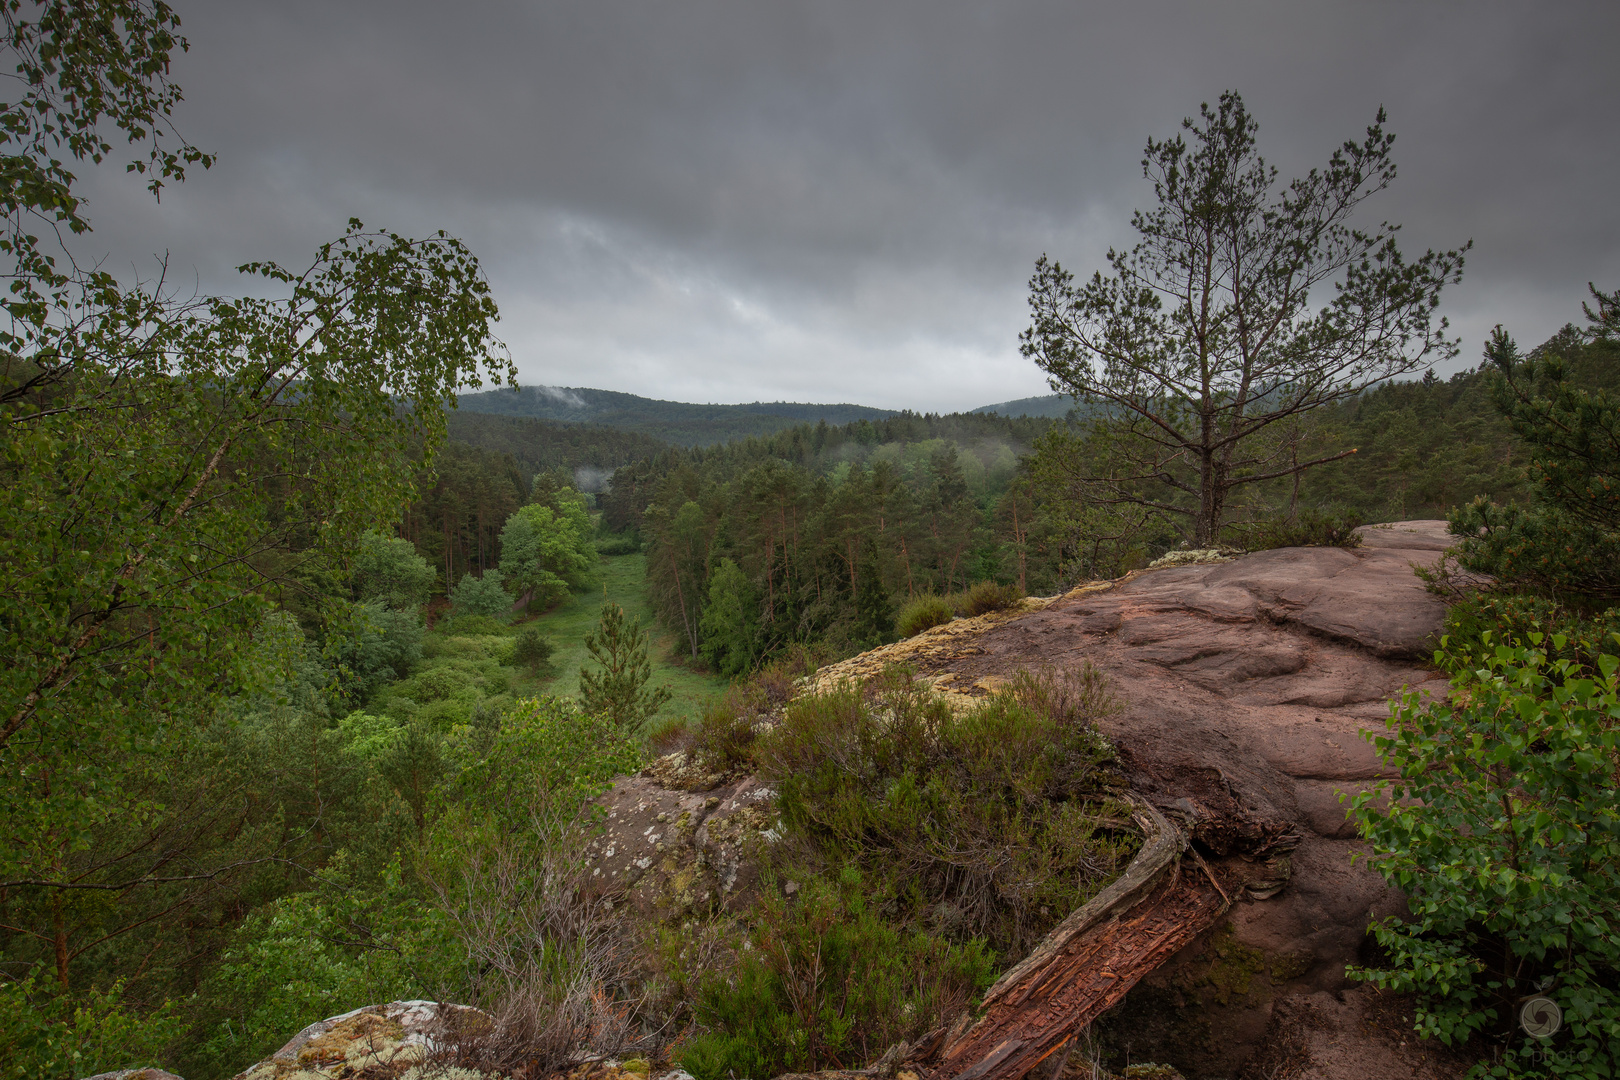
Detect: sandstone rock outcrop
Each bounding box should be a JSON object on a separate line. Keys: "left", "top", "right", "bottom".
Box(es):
{"left": 835, "top": 520, "right": 1459, "bottom": 1079}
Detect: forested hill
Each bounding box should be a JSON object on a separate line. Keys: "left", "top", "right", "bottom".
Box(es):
{"left": 455, "top": 385, "right": 900, "bottom": 446}
{"left": 971, "top": 393, "right": 1076, "bottom": 418}
{"left": 446, "top": 411, "right": 670, "bottom": 485}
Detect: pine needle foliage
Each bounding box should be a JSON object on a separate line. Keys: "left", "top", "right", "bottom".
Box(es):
{"left": 577, "top": 602, "right": 672, "bottom": 730}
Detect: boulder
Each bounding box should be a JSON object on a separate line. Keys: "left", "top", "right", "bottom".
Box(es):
{"left": 584, "top": 762, "right": 782, "bottom": 921}
{"left": 228, "top": 1000, "right": 490, "bottom": 1080}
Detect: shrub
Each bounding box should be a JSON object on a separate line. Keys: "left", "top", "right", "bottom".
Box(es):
{"left": 646, "top": 716, "right": 693, "bottom": 757}
{"left": 509, "top": 627, "right": 556, "bottom": 673}
{"left": 685, "top": 648, "right": 828, "bottom": 772}
{"left": 435, "top": 613, "right": 508, "bottom": 636}
{"left": 679, "top": 868, "right": 998, "bottom": 1079}
{"left": 752, "top": 644, "right": 828, "bottom": 704}
{"left": 352, "top": 530, "right": 436, "bottom": 610}
{"left": 1449, "top": 498, "right": 1620, "bottom": 608}
{"left": 419, "top": 699, "right": 648, "bottom": 1075}
{"left": 689, "top": 684, "right": 766, "bottom": 772}
{"left": 595, "top": 532, "right": 641, "bottom": 556}
{"left": 400, "top": 667, "right": 466, "bottom": 703}
{"left": 191, "top": 857, "right": 457, "bottom": 1078}
{"left": 1002, "top": 662, "right": 1123, "bottom": 732}
{"left": 0, "top": 975, "right": 187, "bottom": 1080}
{"left": 1239, "top": 504, "right": 1363, "bottom": 551}
{"left": 754, "top": 666, "right": 1134, "bottom": 955}
{"left": 448, "top": 569, "right": 513, "bottom": 618}
{"left": 897, "top": 593, "right": 954, "bottom": 638}
{"left": 957, "top": 579, "right": 1025, "bottom": 617}
{"left": 1441, "top": 592, "right": 1620, "bottom": 675}
{"left": 1349, "top": 638, "right": 1620, "bottom": 1076}
{"left": 323, "top": 600, "right": 424, "bottom": 705}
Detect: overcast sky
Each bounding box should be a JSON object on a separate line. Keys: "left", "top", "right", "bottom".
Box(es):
{"left": 76, "top": 1, "right": 1619, "bottom": 412}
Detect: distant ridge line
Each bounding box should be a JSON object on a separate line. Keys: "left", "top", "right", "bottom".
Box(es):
{"left": 455, "top": 384, "right": 1080, "bottom": 446}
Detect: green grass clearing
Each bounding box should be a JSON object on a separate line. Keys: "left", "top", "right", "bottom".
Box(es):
{"left": 364, "top": 554, "right": 722, "bottom": 736}
{"left": 510, "top": 553, "right": 724, "bottom": 725}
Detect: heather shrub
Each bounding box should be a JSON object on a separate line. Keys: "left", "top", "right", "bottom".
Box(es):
{"left": 956, "top": 579, "right": 1025, "bottom": 617}
{"left": 677, "top": 868, "right": 997, "bottom": 1079}
{"left": 897, "top": 593, "right": 954, "bottom": 638}
{"left": 754, "top": 665, "right": 1134, "bottom": 955}
{"left": 1239, "top": 505, "right": 1363, "bottom": 551}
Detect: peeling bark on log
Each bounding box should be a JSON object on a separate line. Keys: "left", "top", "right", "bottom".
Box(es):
{"left": 917, "top": 802, "right": 1229, "bottom": 1080}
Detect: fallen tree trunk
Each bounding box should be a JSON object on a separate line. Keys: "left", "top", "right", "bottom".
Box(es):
{"left": 915, "top": 800, "right": 1230, "bottom": 1080}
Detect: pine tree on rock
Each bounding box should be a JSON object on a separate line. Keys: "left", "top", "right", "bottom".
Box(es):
{"left": 1021, "top": 90, "right": 1468, "bottom": 545}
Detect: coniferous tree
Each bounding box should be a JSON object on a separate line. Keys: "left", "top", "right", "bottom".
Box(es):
{"left": 1021, "top": 91, "right": 1468, "bottom": 544}
{"left": 1450, "top": 287, "right": 1620, "bottom": 605}
{"left": 578, "top": 603, "right": 672, "bottom": 729}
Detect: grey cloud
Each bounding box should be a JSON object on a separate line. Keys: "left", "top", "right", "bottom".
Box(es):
{"left": 70, "top": 0, "right": 1620, "bottom": 410}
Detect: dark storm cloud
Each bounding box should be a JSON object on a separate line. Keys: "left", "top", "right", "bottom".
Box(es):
{"left": 77, "top": 1, "right": 1620, "bottom": 410}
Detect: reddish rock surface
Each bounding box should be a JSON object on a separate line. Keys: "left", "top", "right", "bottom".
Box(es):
{"left": 903, "top": 521, "right": 1459, "bottom": 1078}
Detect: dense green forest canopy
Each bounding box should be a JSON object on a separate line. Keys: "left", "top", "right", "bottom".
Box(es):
{"left": 552, "top": 353, "right": 1560, "bottom": 673}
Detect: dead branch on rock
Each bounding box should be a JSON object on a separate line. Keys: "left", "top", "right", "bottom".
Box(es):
{"left": 910, "top": 801, "right": 1229, "bottom": 1080}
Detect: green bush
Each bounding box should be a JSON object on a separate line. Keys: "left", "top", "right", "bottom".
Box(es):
{"left": 956, "top": 579, "right": 1025, "bottom": 617}
{"left": 435, "top": 613, "right": 509, "bottom": 636}
{"left": 1449, "top": 498, "right": 1620, "bottom": 608}
{"left": 595, "top": 532, "right": 641, "bottom": 556}
{"left": 896, "top": 593, "right": 954, "bottom": 638}
{"left": 1441, "top": 592, "right": 1620, "bottom": 675}
{"left": 188, "top": 856, "right": 457, "bottom": 1078}
{"left": 399, "top": 667, "right": 466, "bottom": 703}
{"left": 352, "top": 530, "right": 436, "bottom": 610}
{"left": 1349, "top": 638, "right": 1620, "bottom": 1077}
{"left": 509, "top": 627, "right": 556, "bottom": 673}
{"left": 0, "top": 975, "right": 187, "bottom": 1080}
{"left": 678, "top": 868, "right": 998, "bottom": 1079}
{"left": 447, "top": 569, "right": 513, "bottom": 618}
{"left": 755, "top": 665, "right": 1133, "bottom": 956}
{"left": 323, "top": 600, "right": 424, "bottom": 705}
{"left": 1239, "top": 505, "right": 1363, "bottom": 551}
